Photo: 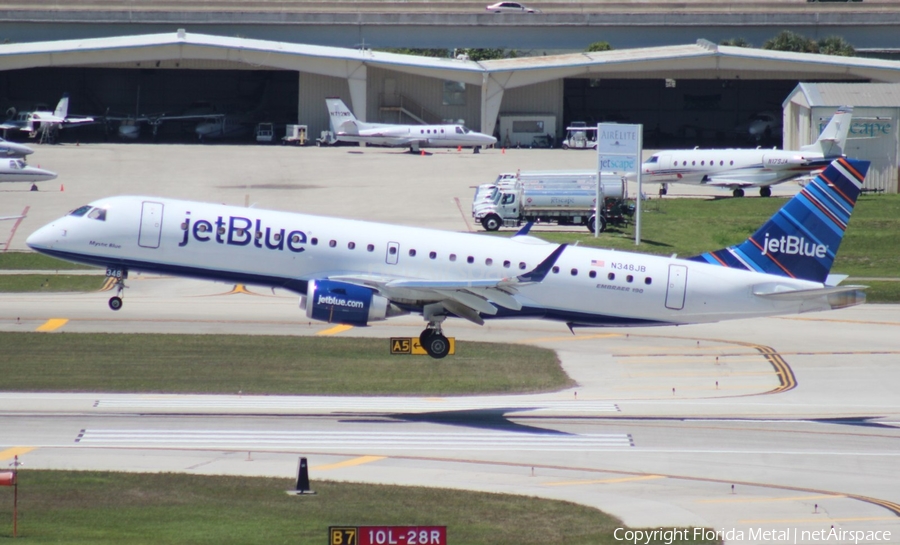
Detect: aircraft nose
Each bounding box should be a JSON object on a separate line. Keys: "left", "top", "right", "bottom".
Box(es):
{"left": 26, "top": 222, "right": 60, "bottom": 251}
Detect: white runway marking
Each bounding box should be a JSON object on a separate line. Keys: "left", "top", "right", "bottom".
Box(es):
{"left": 75, "top": 429, "right": 634, "bottom": 450}
{"left": 93, "top": 398, "right": 620, "bottom": 413}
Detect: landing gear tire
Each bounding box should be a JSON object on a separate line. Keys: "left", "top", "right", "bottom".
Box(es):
{"left": 733, "top": 188, "right": 745, "bottom": 198}
{"left": 482, "top": 214, "right": 502, "bottom": 232}
{"left": 759, "top": 186, "right": 772, "bottom": 198}
{"left": 422, "top": 332, "right": 450, "bottom": 359}
{"left": 419, "top": 328, "right": 435, "bottom": 347}
{"left": 108, "top": 296, "right": 123, "bottom": 311}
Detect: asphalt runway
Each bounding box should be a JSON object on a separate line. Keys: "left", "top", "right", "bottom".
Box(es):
{"left": 1, "top": 143, "right": 897, "bottom": 542}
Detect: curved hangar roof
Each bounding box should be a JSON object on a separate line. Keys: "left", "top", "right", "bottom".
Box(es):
{"left": 2, "top": 31, "right": 900, "bottom": 87}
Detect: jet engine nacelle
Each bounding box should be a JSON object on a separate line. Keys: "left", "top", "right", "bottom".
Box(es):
{"left": 299, "top": 279, "right": 406, "bottom": 326}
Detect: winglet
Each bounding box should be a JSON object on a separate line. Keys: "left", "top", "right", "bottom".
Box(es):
{"left": 518, "top": 244, "right": 567, "bottom": 283}
{"left": 514, "top": 222, "right": 534, "bottom": 237}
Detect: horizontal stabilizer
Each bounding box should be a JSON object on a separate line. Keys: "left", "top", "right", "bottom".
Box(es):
{"left": 753, "top": 283, "right": 866, "bottom": 300}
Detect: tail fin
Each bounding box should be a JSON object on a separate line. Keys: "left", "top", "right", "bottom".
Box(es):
{"left": 689, "top": 158, "right": 869, "bottom": 284}
{"left": 325, "top": 97, "right": 358, "bottom": 134}
{"left": 800, "top": 106, "right": 852, "bottom": 157}
{"left": 54, "top": 93, "right": 70, "bottom": 119}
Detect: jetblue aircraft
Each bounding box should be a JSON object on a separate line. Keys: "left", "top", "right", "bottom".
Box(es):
{"left": 641, "top": 107, "right": 853, "bottom": 197}
{"left": 326, "top": 98, "right": 497, "bottom": 152}
{"left": 26, "top": 158, "right": 868, "bottom": 358}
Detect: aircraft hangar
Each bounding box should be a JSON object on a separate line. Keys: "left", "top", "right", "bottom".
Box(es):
{"left": 3, "top": 30, "right": 900, "bottom": 171}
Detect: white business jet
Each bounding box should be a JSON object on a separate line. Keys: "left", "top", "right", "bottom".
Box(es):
{"left": 0, "top": 158, "right": 56, "bottom": 184}
{"left": 641, "top": 106, "right": 853, "bottom": 197}
{"left": 0, "top": 94, "right": 94, "bottom": 142}
{"left": 27, "top": 158, "right": 868, "bottom": 359}
{"left": 326, "top": 98, "right": 497, "bottom": 153}
{"left": 0, "top": 137, "right": 34, "bottom": 159}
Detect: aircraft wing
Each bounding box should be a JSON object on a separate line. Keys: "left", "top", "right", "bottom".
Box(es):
{"left": 0, "top": 122, "right": 19, "bottom": 130}
{"left": 325, "top": 244, "right": 566, "bottom": 324}
{"left": 705, "top": 170, "right": 795, "bottom": 188}
{"left": 63, "top": 116, "right": 95, "bottom": 125}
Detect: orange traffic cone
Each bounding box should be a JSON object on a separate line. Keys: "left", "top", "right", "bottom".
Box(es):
{"left": 420, "top": 150, "right": 425, "bottom": 156}
{"left": 502, "top": 148, "right": 505, "bottom": 154}
{"left": 457, "top": 146, "right": 461, "bottom": 152}
{"left": 60, "top": 184, "right": 64, "bottom": 191}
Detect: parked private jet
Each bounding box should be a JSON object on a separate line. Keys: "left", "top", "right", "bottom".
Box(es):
{"left": 0, "top": 94, "right": 94, "bottom": 142}
{"left": 641, "top": 106, "right": 853, "bottom": 197}
{"left": 0, "top": 137, "right": 34, "bottom": 158}
{"left": 0, "top": 158, "right": 57, "bottom": 185}
{"left": 26, "top": 158, "right": 868, "bottom": 358}
{"left": 326, "top": 98, "right": 497, "bottom": 152}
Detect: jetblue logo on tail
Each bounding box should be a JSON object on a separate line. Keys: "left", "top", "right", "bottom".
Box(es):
{"left": 760, "top": 233, "right": 827, "bottom": 259}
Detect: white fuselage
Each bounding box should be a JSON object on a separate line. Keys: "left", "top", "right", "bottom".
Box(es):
{"left": 641, "top": 148, "right": 828, "bottom": 188}
{"left": 338, "top": 123, "right": 497, "bottom": 149}
{"left": 0, "top": 158, "right": 57, "bottom": 183}
{"left": 26, "top": 195, "right": 836, "bottom": 328}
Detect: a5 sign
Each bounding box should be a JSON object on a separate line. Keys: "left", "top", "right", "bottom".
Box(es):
{"left": 330, "top": 526, "right": 447, "bottom": 545}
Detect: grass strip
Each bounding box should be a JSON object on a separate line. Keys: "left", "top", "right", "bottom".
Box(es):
{"left": 0, "top": 471, "right": 718, "bottom": 545}
{"left": 0, "top": 332, "right": 571, "bottom": 395}
{"left": 0, "top": 274, "right": 105, "bottom": 292}
{"left": 0, "top": 252, "right": 93, "bottom": 270}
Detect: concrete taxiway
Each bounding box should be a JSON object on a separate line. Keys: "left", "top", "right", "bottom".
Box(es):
{"left": 0, "top": 143, "right": 897, "bottom": 542}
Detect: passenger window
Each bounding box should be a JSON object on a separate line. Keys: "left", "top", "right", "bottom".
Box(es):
{"left": 198, "top": 224, "right": 209, "bottom": 232}
{"left": 409, "top": 249, "right": 417, "bottom": 257}
{"left": 429, "top": 251, "right": 437, "bottom": 259}
{"left": 291, "top": 234, "right": 303, "bottom": 243}
{"left": 730, "top": 160, "right": 734, "bottom": 166}
{"left": 348, "top": 242, "right": 355, "bottom": 249}
{"left": 389, "top": 247, "right": 397, "bottom": 255}
{"left": 255, "top": 231, "right": 262, "bottom": 239}
{"left": 701, "top": 161, "right": 705, "bottom": 166}
{"left": 552, "top": 266, "right": 559, "bottom": 274}
{"left": 329, "top": 240, "right": 336, "bottom": 247}
{"left": 608, "top": 272, "right": 615, "bottom": 280}
{"left": 485, "top": 258, "right": 493, "bottom": 266}
{"left": 692, "top": 161, "right": 696, "bottom": 166}
{"left": 467, "top": 256, "right": 474, "bottom": 264}
{"left": 449, "top": 254, "right": 457, "bottom": 262}
{"left": 217, "top": 226, "right": 226, "bottom": 235}
{"left": 311, "top": 237, "right": 318, "bottom": 245}
{"left": 570, "top": 268, "right": 578, "bottom": 276}
{"left": 519, "top": 262, "right": 527, "bottom": 270}
{"left": 503, "top": 260, "right": 511, "bottom": 268}
{"left": 589, "top": 270, "right": 596, "bottom": 278}
{"left": 719, "top": 160, "right": 724, "bottom": 166}
{"left": 645, "top": 277, "right": 652, "bottom": 285}
{"left": 273, "top": 233, "right": 281, "bottom": 241}
{"left": 626, "top": 275, "right": 633, "bottom": 283}
{"left": 367, "top": 244, "right": 374, "bottom": 252}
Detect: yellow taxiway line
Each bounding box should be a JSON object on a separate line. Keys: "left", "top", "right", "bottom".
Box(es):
{"left": 35, "top": 318, "right": 68, "bottom": 332}
{"left": 313, "top": 456, "right": 385, "bottom": 471}
{"left": 316, "top": 324, "right": 354, "bottom": 336}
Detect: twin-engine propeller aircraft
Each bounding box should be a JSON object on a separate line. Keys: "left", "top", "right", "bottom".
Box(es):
{"left": 0, "top": 94, "right": 94, "bottom": 143}
{"left": 326, "top": 98, "right": 497, "bottom": 153}
{"left": 641, "top": 106, "right": 853, "bottom": 197}
{"left": 27, "top": 158, "right": 868, "bottom": 358}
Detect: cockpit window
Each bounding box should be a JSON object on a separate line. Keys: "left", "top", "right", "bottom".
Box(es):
{"left": 69, "top": 205, "right": 92, "bottom": 217}
{"left": 646, "top": 156, "right": 659, "bottom": 164}
{"left": 88, "top": 208, "right": 107, "bottom": 221}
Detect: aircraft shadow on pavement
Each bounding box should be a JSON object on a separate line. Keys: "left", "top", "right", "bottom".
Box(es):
{"left": 340, "top": 407, "right": 573, "bottom": 435}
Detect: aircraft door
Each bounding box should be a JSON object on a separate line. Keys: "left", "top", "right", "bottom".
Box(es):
{"left": 138, "top": 201, "right": 164, "bottom": 249}
{"left": 386, "top": 241, "right": 400, "bottom": 265}
{"left": 665, "top": 264, "right": 687, "bottom": 310}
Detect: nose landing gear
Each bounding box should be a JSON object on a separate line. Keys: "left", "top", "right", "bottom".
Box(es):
{"left": 105, "top": 268, "right": 128, "bottom": 311}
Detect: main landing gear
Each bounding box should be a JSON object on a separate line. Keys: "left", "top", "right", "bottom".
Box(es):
{"left": 420, "top": 305, "right": 450, "bottom": 359}
{"left": 106, "top": 268, "right": 128, "bottom": 311}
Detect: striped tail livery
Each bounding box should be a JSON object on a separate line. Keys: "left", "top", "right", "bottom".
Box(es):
{"left": 689, "top": 157, "right": 869, "bottom": 284}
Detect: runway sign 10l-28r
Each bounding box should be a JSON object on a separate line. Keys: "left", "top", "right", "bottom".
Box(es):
{"left": 330, "top": 526, "right": 447, "bottom": 545}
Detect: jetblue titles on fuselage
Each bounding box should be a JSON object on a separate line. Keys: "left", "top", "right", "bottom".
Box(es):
{"left": 178, "top": 212, "right": 307, "bottom": 253}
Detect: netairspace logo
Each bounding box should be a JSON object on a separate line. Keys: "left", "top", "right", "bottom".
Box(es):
{"left": 613, "top": 527, "right": 891, "bottom": 544}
